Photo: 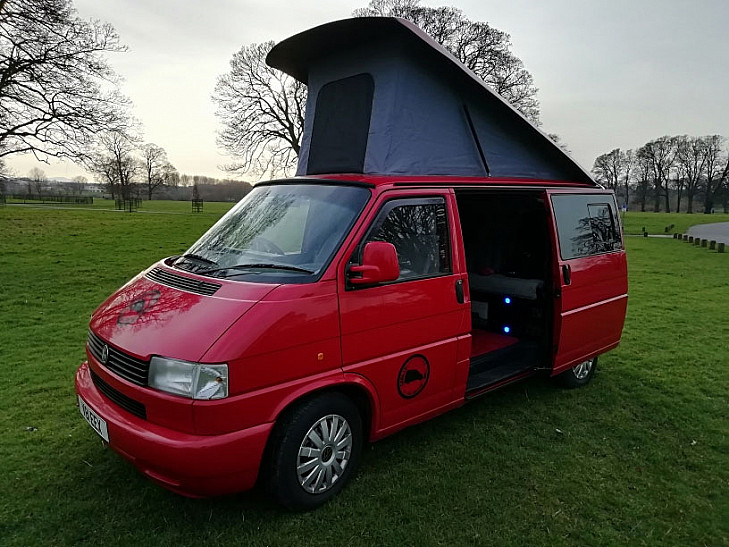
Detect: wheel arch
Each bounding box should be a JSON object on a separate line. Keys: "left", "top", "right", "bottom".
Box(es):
{"left": 267, "top": 374, "right": 380, "bottom": 444}
{"left": 256, "top": 375, "right": 379, "bottom": 492}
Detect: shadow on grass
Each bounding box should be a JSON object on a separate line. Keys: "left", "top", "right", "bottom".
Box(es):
{"left": 13, "top": 375, "right": 564, "bottom": 545}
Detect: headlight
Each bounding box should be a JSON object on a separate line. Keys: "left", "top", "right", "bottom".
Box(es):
{"left": 148, "top": 357, "right": 228, "bottom": 400}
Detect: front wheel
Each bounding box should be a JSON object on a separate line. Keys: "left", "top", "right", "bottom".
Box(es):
{"left": 557, "top": 356, "right": 597, "bottom": 388}
{"left": 265, "top": 393, "right": 363, "bottom": 511}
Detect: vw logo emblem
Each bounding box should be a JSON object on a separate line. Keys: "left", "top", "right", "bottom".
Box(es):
{"left": 100, "top": 344, "right": 110, "bottom": 364}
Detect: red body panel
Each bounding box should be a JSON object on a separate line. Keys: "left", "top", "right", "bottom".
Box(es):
{"left": 76, "top": 362, "right": 271, "bottom": 497}
{"left": 546, "top": 189, "right": 629, "bottom": 374}
{"left": 90, "top": 268, "right": 277, "bottom": 363}
{"left": 337, "top": 188, "right": 469, "bottom": 434}
{"left": 74, "top": 175, "right": 627, "bottom": 498}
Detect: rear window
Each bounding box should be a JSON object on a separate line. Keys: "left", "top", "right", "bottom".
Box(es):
{"left": 551, "top": 194, "right": 621, "bottom": 260}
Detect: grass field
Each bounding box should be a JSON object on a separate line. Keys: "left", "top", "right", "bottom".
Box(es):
{"left": 5, "top": 196, "right": 236, "bottom": 215}
{"left": 620, "top": 210, "right": 729, "bottom": 236}
{"left": 1, "top": 202, "right": 727, "bottom": 546}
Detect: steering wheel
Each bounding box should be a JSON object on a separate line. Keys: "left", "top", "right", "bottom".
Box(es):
{"left": 249, "top": 236, "right": 285, "bottom": 256}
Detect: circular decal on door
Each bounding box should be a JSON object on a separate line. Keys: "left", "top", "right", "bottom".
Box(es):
{"left": 397, "top": 355, "right": 430, "bottom": 399}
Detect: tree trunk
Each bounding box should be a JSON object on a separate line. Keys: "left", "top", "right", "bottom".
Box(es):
{"left": 687, "top": 194, "right": 694, "bottom": 214}
{"left": 638, "top": 182, "right": 647, "bottom": 212}
{"left": 704, "top": 194, "right": 713, "bottom": 214}
{"left": 663, "top": 186, "right": 671, "bottom": 213}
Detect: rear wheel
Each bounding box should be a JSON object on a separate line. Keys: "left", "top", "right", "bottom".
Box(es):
{"left": 266, "top": 393, "right": 362, "bottom": 511}
{"left": 557, "top": 356, "right": 597, "bottom": 388}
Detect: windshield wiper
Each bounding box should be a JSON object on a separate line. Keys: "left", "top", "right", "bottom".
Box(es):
{"left": 199, "top": 263, "right": 314, "bottom": 276}
{"left": 175, "top": 253, "right": 217, "bottom": 266}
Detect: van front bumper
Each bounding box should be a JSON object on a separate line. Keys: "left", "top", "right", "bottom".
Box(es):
{"left": 75, "top": 361, "right": 273, "bottom": 498}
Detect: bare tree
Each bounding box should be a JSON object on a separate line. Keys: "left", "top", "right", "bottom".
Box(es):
{"left": 354, "top": 0, "right": 540, "bottom": 123}
{"left": 213, "top": 41, "right": 306, "bottom": 177}
{"left": 592, "top": 149, "right": 622, "bottom": 192}
{"left": 90, "top": 131, "right": 138, "bottom": 201}
{"left": 592, "top": 148, "right": 634, "bottom": 207}
{"left": 141, "top": 143, "right": 177, "bottom": 200}
{"left": 548, "top": 133, "right": 571, "bottom": 153}
{"left": 213, "top": 0, "right": 541, "bottom": 177}
{"left": 0, "top": 0, "right": 130, "bottom": 163}
{"left": 621, "top": 149, "right": 634, "bottom": 208}
{"left": 0, "top": 157, "right": 8, "bottom": 199}
{"left": 28, "top": 166, "right": 46, "bottom": 197}
{"left": 701, "top": 135, "right": 728, "bottom": 214}
{"left": 69, "top": 174, "right": 86, "bottom": 195}
{"left": 164, "top": 165, "right": 180, "bottom": 188}
{"left": 637, "top": 136, "right": 675, "bottom": 212}
{"left": 674, "top": 136, "right": 707, "bottom": 213}
{"left": 634, "top": 153, "right": 652, "bottom": 212}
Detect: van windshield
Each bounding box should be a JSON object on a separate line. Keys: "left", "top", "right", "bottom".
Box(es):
{"left": 174, "top": 183, "right": 370, "bottom": 283}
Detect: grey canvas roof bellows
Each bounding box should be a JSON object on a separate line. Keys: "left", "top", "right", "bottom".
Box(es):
{"left": 266, "top": 17, "right": 596, "bottom": 185}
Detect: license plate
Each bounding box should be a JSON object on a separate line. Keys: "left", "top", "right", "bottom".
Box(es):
{"left": 78, "top": 395, "right": 109, "bottom": 442}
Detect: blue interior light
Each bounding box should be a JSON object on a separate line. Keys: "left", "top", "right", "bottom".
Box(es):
{"left": 503, "top": 326, "right": 511, "bottom": 334}
{"left": 504, "top": 297, "right": 512, "bottom": 305}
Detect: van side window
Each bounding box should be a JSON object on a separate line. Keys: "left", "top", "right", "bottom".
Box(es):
{"left": 366, "top": 198, "right": 451, "bottom": 281}
{"left": 552, "top": 195, "right": 621, "bottom": 260}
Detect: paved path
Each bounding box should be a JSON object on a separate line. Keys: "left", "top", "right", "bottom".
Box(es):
{"left": 686, "top": 222, "right": 729, "bottom": 245}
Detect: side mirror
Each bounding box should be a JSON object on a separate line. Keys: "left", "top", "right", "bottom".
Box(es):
{"left": 348, "top": 241, "right": 400, "bottom": 286}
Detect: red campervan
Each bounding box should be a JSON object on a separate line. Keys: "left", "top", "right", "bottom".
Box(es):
{"left": 75, "top": 18, "right": 628, "bottom": 511}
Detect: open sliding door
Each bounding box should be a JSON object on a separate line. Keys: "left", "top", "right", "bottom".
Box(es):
{"left": 547, "top": 190, "right": 628, "bottom": 375}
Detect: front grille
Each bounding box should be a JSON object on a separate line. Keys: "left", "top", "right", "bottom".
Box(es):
{"left": 87, "top": 331, "right": 149, "bottom": 386}
{"left": 145, "top": 267, "right": 221, "bottom": 296}
{"left": 90, "top": 368, "right": 147, "bottom": 420}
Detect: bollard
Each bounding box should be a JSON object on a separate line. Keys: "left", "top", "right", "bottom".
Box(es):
{"left": 643, "top": 231, "right": 648, "bottom": 237}
{"left": 701, "top": 239, "right": 708, "bottom": 247}
{"left": 689, "top": 236, "right": 694, "bottom": 243}
{"left": 710, "top": 240, "right": 716, "bottom": 250}
{"left": 673, "top": 233, "right": 679, "bottom": 239}
{"left": 718, "top": 242, "right": 725, "bottom": 253}
{"left": 696, "top": 238, "right": 702, "bottom": 246}
{"left": 683, "top": 234, "right": 689, "bottom": 242}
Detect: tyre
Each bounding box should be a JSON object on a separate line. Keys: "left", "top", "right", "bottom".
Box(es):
{"left": 557, "top": 356, "right": 597, "bottom": 389}
{"left": 265, "top": 392, "right": 363, "bottom": 511}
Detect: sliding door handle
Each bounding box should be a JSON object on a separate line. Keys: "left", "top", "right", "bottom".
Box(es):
{"left": 562, "top": 265, "right": 571, "bottom": 286}
{"left": 455, "top": 279, "right": 465, "bottom": 303}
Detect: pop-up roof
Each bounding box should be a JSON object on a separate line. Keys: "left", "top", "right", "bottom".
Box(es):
{"left": 266, "top": 17, "right": 595, "bottom": 185}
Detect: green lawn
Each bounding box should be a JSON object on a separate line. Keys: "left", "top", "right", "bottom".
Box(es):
{"left": 0, "top": 205, "right": 727, "bottom": 546}
{"left": 5, "top": 196, "right": 236, "bottom": 216}
{"left": 620, "top": 211, "right": 729, "bottom": 236}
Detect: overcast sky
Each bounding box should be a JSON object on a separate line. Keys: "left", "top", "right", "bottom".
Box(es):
{"left": 8, "top": 0, "right": 729, "bottom": 181}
